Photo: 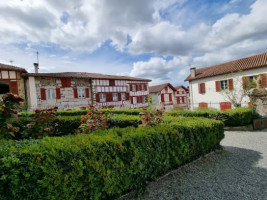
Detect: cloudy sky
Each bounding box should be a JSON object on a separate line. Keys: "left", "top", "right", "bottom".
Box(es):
{"left": 0, "top": 0, "right": 267, "bottom": 86}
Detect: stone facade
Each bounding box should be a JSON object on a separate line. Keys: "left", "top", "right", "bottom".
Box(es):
{"left": 33, "top": 77, "right": 92, "bottom": 110}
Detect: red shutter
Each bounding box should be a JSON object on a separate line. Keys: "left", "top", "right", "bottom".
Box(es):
{"left": 260, "top": 74, "right": 267, "bottom": 88}
{"left": 131, "top": 97, "right": 133, "bottom": 104}
{"left": 220, "top": 102, "right": 231, "bottom": 111}
{"left": 248, "top": 102, "right": 252, "bottom": 108}
{"left": 118, "top": 93, "right": 121, "bottom": 101}
{"left": 40, "top": 88, "right": 46, "bottom": 100}
{"left": 73, "top": 88, "right": 78, "bottom": 99}
{"left": 126, "top": 93, "right": 130, "bottom": 100}
{"left": 242, "top": 76, "right": 249, "bottom": 89}
{"left": 182, "top": 97, "right": 185, "bottom": 103}
{"left": 198, "top": 83, "right": 201, "bottom": 94}
{"left": 161, "top": 94, "right": 165, "bottom": 102}
{"left": 202, "top": 83, "right": 205, "bottom": 93}
{"left": 169, "top": 93, "right": 172, "bottom": 101}
{"left": 228, "top": 79, "right": 234, "bottom": 91}
{"left": 67, "top": 78, "right": 71, "bottom": 87}
{"left": 165, "top": 87, "right": 168, "bottom": 92}
{"left": 177, "top": 97, "right": 180, "bottom": 104}
{"left": 144, "top": 84, "right": 147, "bottom": 91}
{"left": 96, "top": 93, "right": 100, "bottom": 102}
{"left": 177, "top": 91, "right": 180, "bottom": 94}
{"left": 215, "top": 81, "right": 220, "bottom": 92}
{"left": 9, "top": 81, "right": 18, "bottom": 95}
{"left": 56, "top": 88, "right": 61, "bottom": 99}
{"left": 199, "top": 102, "right": 208, "bottom": 108}
{"left": 85, "top": 88, "right": 90, "bottom": 98}
{"left": 108, "top": 93, "right": 113, "bottom": 102}
{"left": 130, "top": 85, "right": 132, "bottom": 91}
{"left": 61, "top": 78, "right": 71, "bottom": 87}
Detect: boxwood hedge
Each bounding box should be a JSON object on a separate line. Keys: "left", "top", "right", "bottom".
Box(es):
{"left": 166, "top": 107, "right": 252, "bottom": 126}
{"left": 0, "top": 117, "right": 224, "bottom": 200}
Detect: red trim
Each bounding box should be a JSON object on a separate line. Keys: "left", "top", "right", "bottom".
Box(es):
{"left": 40, "top": 88, "right": 46, "bottom": 100}
{"left": 260, "top": 74, "right": 267, "bottom": 88}
{"left": 73, "top": 88, "right": 78, "bottom": 99}
{"left": 228, "top": 79, "right": 234, "bottom": 91}
{"left": 199, "top": 102, "right": 208, "bottom": 108}
{"left": 220, "top": 102, "right": 231, "bottom": 111}
{"left": 169, "top": 93, "right": 172, "bottom": 101}
{"left": 96, "top": 93, "right": 100, "bottom": 102}
{"left": 126, "top": 93, "right": 130, "bottom": 100}
{"left": 61, "top": 78, "right": 71, "bottom": 88}
{"left": 161, "top": 94, "right": 165, "bottom": 102}
{"left": 56, "top": 88, "right": 61, "bottom": 99}
{"left": 215, "top": 81, "right": 220, "bottom": 92}
{"left": 85, "top": 88, "right": 90, "bottom": 98}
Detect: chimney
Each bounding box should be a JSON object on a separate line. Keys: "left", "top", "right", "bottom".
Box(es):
{"left": 190, "top": 67, "right": 196, "bottom": 78}
{"left": 34, "top": 63, "right": 39, "bottom": 73}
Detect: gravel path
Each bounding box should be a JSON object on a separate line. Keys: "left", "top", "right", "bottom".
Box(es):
{"left": 119, "top": 130, "right": 267, "bottom": 200}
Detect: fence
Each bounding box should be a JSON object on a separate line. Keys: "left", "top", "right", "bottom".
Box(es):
{"left": 189, "top": 102, "right": 250, "bottom": 111}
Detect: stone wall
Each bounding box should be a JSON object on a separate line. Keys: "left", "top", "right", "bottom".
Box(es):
{"left": 35, "top": 77, "right": 92, "bottom": 110}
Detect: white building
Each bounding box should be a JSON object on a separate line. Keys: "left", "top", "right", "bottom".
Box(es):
{"left": 174, "top": 85, "right": 190, "bottom": 109}
{"left": 149, "top": 83, "right": 176, "bottom": 110}
{"left": 185, "top": 52, "right": 267, "bottom": 111}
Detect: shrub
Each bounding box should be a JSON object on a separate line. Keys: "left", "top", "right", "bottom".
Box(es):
{"left": 0, "top": 117, "right": 224, "bottom": 200}
{"left": 166, "top": 107, "right": 252, "bottom": 126}
{"left": 139, "top": 108, "right": 164, "bottom": 127}
{"left": 0, "top": 93, "right": 24, "bottom": 139}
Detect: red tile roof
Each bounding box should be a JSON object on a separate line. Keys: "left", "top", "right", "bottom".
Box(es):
{"left": 149, "top": 83, "right": 176, "bottom": 93}
{"left": 22, "top": 72, "right": 151, "bottom": 82}
{"left": 185, "top": 52, "right": 267, "bottom": 81}
{"left": 174, "top": 85, "right": 189, "bottom": 91}
{"left": 0, "top": 63, "right": 27, "bottom": 72}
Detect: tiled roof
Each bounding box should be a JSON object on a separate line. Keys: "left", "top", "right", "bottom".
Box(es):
{"left": 174, "top": 85, "right": 189, "bottom": 91}
{"left": 0, "top": 63, "right": 27, "bottom": 72}
{"left": 22, "top": 72, "right": 151, "bottom": 82}
{"left": 185, "top": 52, "right": 267, "bottom": 81}
{"left": 149, "top": 83, "right": 176, "bottom": 93}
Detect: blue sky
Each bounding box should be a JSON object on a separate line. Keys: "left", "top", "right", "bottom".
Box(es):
{"left": 0, "top": 0, "right": 266, "bottom": 86}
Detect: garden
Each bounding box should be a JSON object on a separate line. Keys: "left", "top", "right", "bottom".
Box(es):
{"left": 0, "top": 93, "right": 252, "bottom": 200}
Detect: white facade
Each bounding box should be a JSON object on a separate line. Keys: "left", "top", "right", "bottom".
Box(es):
{"left": 174, "top": 87, "right": 189, "bottom": 109}
{"left": 189, "top": 66, "right": 267, "bottom": 110}
{"left": 150, "top": 85, "right": 175, "bottom": 110}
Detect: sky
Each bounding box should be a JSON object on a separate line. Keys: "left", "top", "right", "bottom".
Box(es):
{"left": 0, "top": 0, "right": 267, "bottom": 86}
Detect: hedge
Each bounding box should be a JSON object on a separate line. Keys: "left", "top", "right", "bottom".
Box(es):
{"left": 21, "top": 109, "right": 149, "bottom": 117}
{"left": 0, "top": 117, "right": 224, "bottom": 200}
{"left": 11, "top": 115, "right": 141, "bottom": 139}
{"left": 166, "top": 107, "right": 252, "bottom": 126}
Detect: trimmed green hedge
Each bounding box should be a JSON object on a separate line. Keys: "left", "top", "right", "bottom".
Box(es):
{"left": 0, "top": 117, "right": 224, "bottom": 200}
{"left": 166, "top": 107, "right": 252, "bottom": 126}
{"left": 21, "top": 109, "right": 149, "bottom": 117}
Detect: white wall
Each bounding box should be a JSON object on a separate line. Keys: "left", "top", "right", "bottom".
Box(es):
{"left": 189, "top": 66, "right": 267, "bottom": 110}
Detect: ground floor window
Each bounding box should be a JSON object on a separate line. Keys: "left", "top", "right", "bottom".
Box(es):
{"left": 220, "top": 102, "right": 231, "bottom": 111}
{"left": 100, "top": 93, "right": 106, "bottom": 102}
{"left": 133, "top": 97, "right": 137, "bottom": 104}
{"left": 0, "top": 81, "right": 9, "bottom": 94}
{"left": 46, "top": 89, "right": 56, "bottom": 100}
{"left": 113, "top": 93, "right": 118, "bottom": 101}
{"left": 121, "top": 93, "right": 126, "bottom": 100}
{"left": 142, "top": 96, "right": 146, "bottom": 103}
{"left": 78, "top": 88, "right": 85, "bottom": 98}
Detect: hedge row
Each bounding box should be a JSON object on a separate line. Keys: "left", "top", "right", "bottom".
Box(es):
{"left": 11, "top": 115, "right": 141, "bottom": 139}
{"left": 166, "top": 107, "right": 252, "bottom": 126}
{"left": 21, "top": 109, "right": 149, "bottom": 117}
{"left": 0, "top": 117, "right": 224, "bottom": 200}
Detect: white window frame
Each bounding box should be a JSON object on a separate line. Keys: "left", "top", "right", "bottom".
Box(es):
{"left": 121, "top": 93, "right": 126, "bottom": 101}
{"left": 113, "top": 93, "right": 118, "bottom": 101}
{"left": 142, "top": 96, "right": 146, "bottom": 103}
{"left": 132, "top": 85, "right": 136, "bottom": 91}
{"left": 220, "top": 80, "right": 228, "bottom": 90}
{"left": 78, "top": 88, "right": 85, "bottom": 99}
{"left": 249, "top": 75, "right": 257, "bottom": 81}
{"left": 100, "top": 93, "right": 106, "bottom": 102}
{"left": 133, "top": 97, "right": 137, "bottom": 104}
{"left": 46, "top": 89, "right": 56, "bottom": 100}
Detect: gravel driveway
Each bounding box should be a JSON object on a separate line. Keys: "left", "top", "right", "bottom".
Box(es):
{"left": 119, "top": 130, "right": 267, "bottom": 200}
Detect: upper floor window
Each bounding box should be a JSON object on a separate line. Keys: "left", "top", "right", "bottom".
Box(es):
{"left": 100, "top": 93, "right": 106, "bottom": 102}
{"left": 177, "top": 91, "right": 180, "bottom": 94}
{"left": 132, "top": 84, "right": 136, "bottom": 91}
{"left": 46, "top": 89, "right": 56, "bottom": 100}
{"left": 78, "top": 88, "right": 85, "bottom": 98}
{"left": 220, "top": 80, "right": 228, "bottom": 90}
{"left": 141, "top": 85, "right": 145, "bottom": 91}
{"left": 113, "top": 93, "right": 118, "bottom": 101}
{"left": 109, "top": 80, "right": 115, "bottom": 86}
{"left": 249, "top": 75, "right": 258, "bottom": 81}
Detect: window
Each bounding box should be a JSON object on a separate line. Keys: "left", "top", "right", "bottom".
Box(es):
{"left": 142, "top": 96, "right": 146, "bottom": 103}
{"left": 78, "top": 88, "right": 85, "bottom": 98}
{"left": 133, "top": 97, "right": 137, "bottom": 104}
{"left": 109, "top": 80, "right": 115, "bottom": 86}
{"left": 100, "top": 93, "right": 106, "bottom": 102}
{"left": 220, "top": 80, "right": 228, "bottom": 90}
{"left": 0, "top": 81, "right": 9, "bottom": 94}
{"left": 249, "top": 75, "right": 257, "bottom": 81}
{"left": 121, "top": 93, "right": 126, "bottom": 100}
{"left": 198, "top": 83, "right": 206, "bottom": 94}
{"left": 132, "top": 85, "right": 136, "bottom": 91}
{"left": 113, "top": 93, "right": 118, "bottom": 101}
{"left": 177, "top": 91, "right": 180, "bottom": 94}
{"left": 141, "top": 85, "right": 145, "bottom": 91}
{"left": 46, "top": 89, "right": 56, "bottom": 100}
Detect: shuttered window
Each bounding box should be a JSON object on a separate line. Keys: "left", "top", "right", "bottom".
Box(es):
{"left": 46, "top": 89, "right": 56, "bottom": 100}
{"left": 228, "top": 79, "right": 234, "bottom": 91}
{"left": 100, "top": 93, "right": 106, "bottom": 102}
{"left": 199, "top": 102, "right": 208, "bottom": 108}
{"left": 161, "top": 94, "right": 165, "bottom": 102}
{"left": 61, "top": 78, "right": 71, "bottom": 87}
{"left": 220, "top": 102, "right": 231, "bottom": 111}
{"left": 56, "top": 88, "right": 61, "bottom": 99}
{"left": 169, "top": 93, "right": 172, "bottom": 101}
{"left": 9, "top": 81, "right": 18, "bottom": 95}
{"left": 121, "top": 93, "right": 126, "bottom": 100}
{"left": 40, "top": 88, "right": 46, "bottom": 100}
{"left": 198, "top": 83, "right": 205, "bottom": 94}
{"left": 85, "top": 88, "right": 90, "bottom": 98}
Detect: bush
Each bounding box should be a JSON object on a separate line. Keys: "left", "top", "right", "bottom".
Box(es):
{"left": 0, "top": 117, "right": 224, "bottom": 200}
{"left": 166, "top": 107, "right": 252, "bottom": 126}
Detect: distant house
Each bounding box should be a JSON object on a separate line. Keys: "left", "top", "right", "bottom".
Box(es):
{"left": 174, "top": 85, "right": 190, "bottom": 109}
{"left": 149, "top": 83, "right": 176, "bottom": 110}
{"left": 0, "top": 63, "right": 27, "bottom": 99}
{"left": 185, "top": 52, "right": 267, "bottom": 110}
{"left": 22, "top": 65, "right": 151, "bottom": 110}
